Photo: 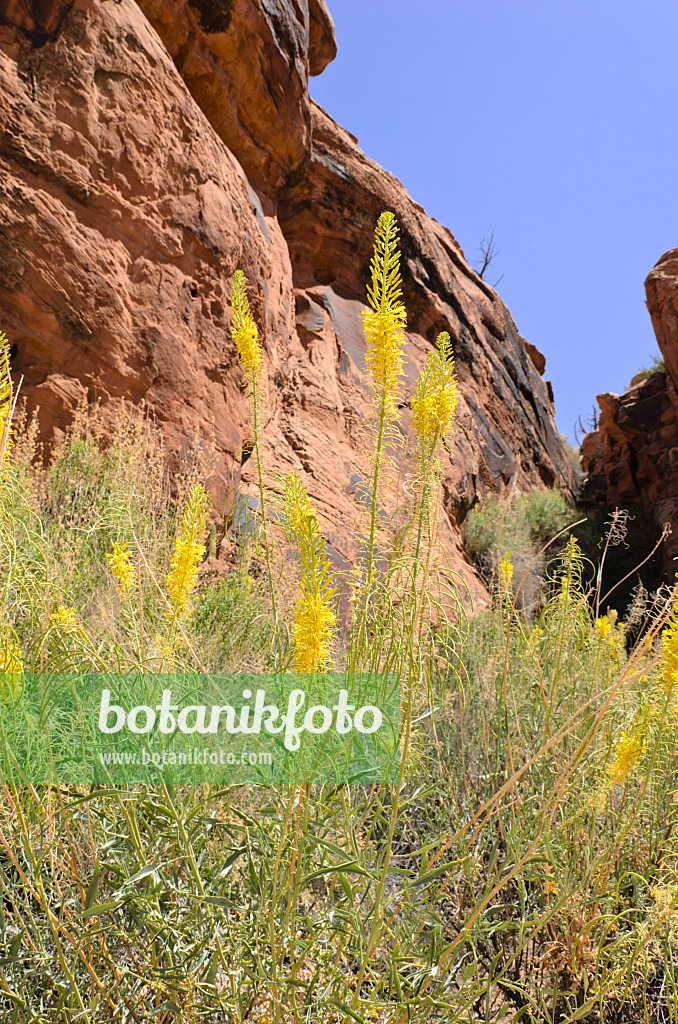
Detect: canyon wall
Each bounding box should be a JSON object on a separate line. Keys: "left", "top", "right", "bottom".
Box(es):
{"left": 0, "top": 0, "right": 574, "bottom": 607}
{"left": 581, "top": 249, "right": 678, "bottom": 584}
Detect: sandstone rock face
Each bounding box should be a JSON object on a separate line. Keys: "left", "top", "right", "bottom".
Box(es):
{"left": 0, "top": 0, "right": 292, "bottom": 496}
{"left": 0, "top": 1, "right": 75, "bottom": 46}
{"left": 580, "top": 374, "right": 678, "bottom": 574}
{"left": 0, "top": 0, "right": 573, "bottom": 610}
{"left": 581, "top": 249, "right": 678, "bottom": 581}
{"left": 136, "top": 0, "right": 336, "bottom": 212}
{"left": 646, "top": 249, "right": 678, "bottom": 388}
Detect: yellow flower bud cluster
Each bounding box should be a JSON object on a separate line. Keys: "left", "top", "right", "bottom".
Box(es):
{"left": 0, "top": 631, "right": 23, "bottom": 701}
{"left": 166, "top": 485, "right": 208, "bottom": 619}
{"left": 411, "top": 331, "right": 458, "bottom": 445}
{"left": 595, "top": 609, "right": 625, "bottom": 660}
{"left": 594, "top": 615, "right": 613, "bottom": 640}
{"left": 363, "top": 212, "right": 407, "bottom": 421}
{"left": 52, "top": 604, "right": 79, "bottom": 632}
{"left": 107, "top": 541, "right": 135, "bottom": 595}
{"left": 283, "top": 473, "right": 336, "bottom": 674}
{"left": 231, "top": 270, "right": 262, "bottom": 381}
{"left": 499, "top": 550, "right": 514, "bottom": 588}
{"left": 607, "top": 726, "right": 644, "bottom": 786}
{"left": 660, "top": 584, "right": 678, "bottom": 696}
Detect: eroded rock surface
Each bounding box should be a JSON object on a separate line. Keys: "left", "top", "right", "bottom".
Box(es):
{"left": 137, "top": 0, "right": 336, "bottom": 212}
{"left": 581, "top": 250, "right": 678, "bottom": 581}
{"left": 0, "top": 0, "right": 573, "bottom": 609}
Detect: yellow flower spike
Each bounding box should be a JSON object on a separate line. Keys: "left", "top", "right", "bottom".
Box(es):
{"left": 166, "top": 484, "right": 208, "bottom": 619}
{"left": 293, "top": 594, "right": 336, "bottom": 675}
{"left": 595, "top": 615, "right": 613, "bottom": 641}
{"left": 0, "top": 330, "right": 13, "bottom": 467}
{"left": 283, "top": 472, "right": 316, "bottom": 537}
{"left": 283, "top": 473, "right": 336, "bottom": 674}
{"left": 0, "top": 631, "right": 23, "bottom": 701}
{"left": 363, "top": 211, "right": 407, "bottom": 420}
{"left": 660, "top": 583, "right": 678, "bottom": 695}
{"left": 411, "top": 331, "right": 458, "bottom": 445}
{"left": 607, "top": 727, "right": 644, "bottom": 786}
{"left": 499, "top": 550, "right": 514, "bottom": 588}
{"left": 565, "top": 535, "right": 581, "bottom": 562}
{"left": 231, "top": 270, "right": 262, "bottom": 381}
{"left": 107, "top": 541, "right": 135, "bottom": 595}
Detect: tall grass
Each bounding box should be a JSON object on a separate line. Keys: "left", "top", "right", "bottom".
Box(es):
{"left": 0, "top": 225, "right": 677, "bottom": 1024}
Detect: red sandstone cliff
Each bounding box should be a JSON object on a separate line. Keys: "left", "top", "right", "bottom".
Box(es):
{"left": 581, "top": 249, "right": 678, "bottom": 580}
{"left": 0, "top": 0, "right": 573, "bottom": 607}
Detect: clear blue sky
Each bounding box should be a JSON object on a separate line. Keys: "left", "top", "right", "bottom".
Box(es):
{"left": 310, "top": 0, "right": 678, "bottom": 444}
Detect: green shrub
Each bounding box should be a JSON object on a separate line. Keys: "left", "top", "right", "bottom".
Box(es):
{"left": 521, "top": 487, "right": 573, "bottom": 543}
{"left": 465, "top": 488, "right": 572, "bottom": 559}
{"left": 628, "top": 352, "right": 666, "bottom": 388}
{"left": 464, "top": 488, "right": 574, "bottom": 614}
{"left": 192, "top": 570, "right": 273, "bottom": 670}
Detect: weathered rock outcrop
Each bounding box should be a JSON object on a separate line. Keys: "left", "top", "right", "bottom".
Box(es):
{"left": 646, "top": 250, "right": 678, "bottom": 388}
{"left": 0, "top": 0, "right": 290, "bottom": 479}
{"left": 581, "top": 249, "right": 678, "bottom": 582}
{"left": 136, "top": 0, "right": 336, "bottom": 212}
{"left": 0, "top": 0, "right": 573, "bottom": 608}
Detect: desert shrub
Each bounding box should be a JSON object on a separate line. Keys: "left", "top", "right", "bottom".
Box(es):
{"left": 522, "top": 487, "right": 574, "bottom": 541}
{"left": 628, "top": 351, "right": 666, "bottom": 388}
{"left": 465, "top": 488, "right": 572, "bottom": 558}
{"left": 192, "top": 570, "right": 273, "bottom": 670}
{"left": 465, "top": 488, "right": 574, "bottom": 612}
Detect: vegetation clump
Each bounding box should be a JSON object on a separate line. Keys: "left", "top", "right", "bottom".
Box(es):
{"left": 628, "top": 351, "right": 666, "bottom": 388}
{"left": 465, "top": 487, "right": 574, "bottom": 611}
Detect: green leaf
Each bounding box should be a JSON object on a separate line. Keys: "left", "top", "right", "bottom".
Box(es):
{"left": 303, "top": 860, "right": 369, "bottom": 884}
{"left": 81, "top": 901, "right": 122, "bottom": 919}
{"left": 128, "top": 863, "right": 161, "bottom": 885}
{"left": 201, "top": 896, "right": 234, "bottom": 908}
{"left": 220, "top": 846, "right": 246, "bottom": 872}
{"left": 84, "top": 860, "right": 101, "bottom": 911}
{"left": 149, "top": 1001, "right": 182, "bottom": 1015}
{"left": 411, "top": 859, "right": 461, "bottom": 887}
{"left": 203, "top": 951, "right": 219, "bottom": 986}
{"left": 326, "top": 1000, "right": 366, "bottom": 1024}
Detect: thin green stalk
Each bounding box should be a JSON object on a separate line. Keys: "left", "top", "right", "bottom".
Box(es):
{"left": 250, "top": 373, "right": 282, "bottom": 671}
